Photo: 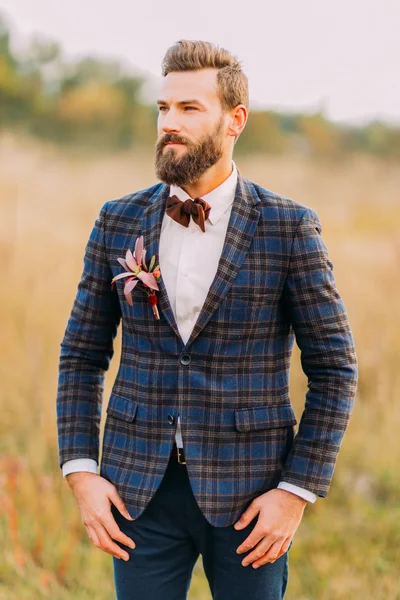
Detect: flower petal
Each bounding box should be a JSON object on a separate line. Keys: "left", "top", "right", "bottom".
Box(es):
{"left": 124, "top": 278, "right": 139, "bottom": 295}
{"left": 135, "top": 235, "right": 144, "bottom": 265}
{"left": 117, "top": 257, "right": 129, "bottom": 270}
{"left": 125, "top": 291, "right": 133, "bottom": 306}
{"left": 111, "top": 272, "right": 137, "bottom": 283}
{"left": 125, "top": 249, "right": 138, "bottom": 271}
{"left": 136, "top": 271, "right": 159, "bottom": 291}
{"left": 142, "top": 248, "right": 147, "bottom": 271}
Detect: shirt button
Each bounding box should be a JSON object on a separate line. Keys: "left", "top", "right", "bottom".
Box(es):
{"left": 191, "top": 228, "right": 196, "bottom": 233}
{"left": 180, "top": 354, "right": 191, "bottom": 366}
{"left": 168, "top": 414, "right": 175, "bottom": 425}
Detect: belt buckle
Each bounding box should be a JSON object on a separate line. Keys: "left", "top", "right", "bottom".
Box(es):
{"left": 176, "top": 446, "right": 186, "bottom": 464}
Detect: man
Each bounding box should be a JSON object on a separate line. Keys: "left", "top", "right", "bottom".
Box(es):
{"left": 56, "top": 40, "right": 358, "bottom": 599}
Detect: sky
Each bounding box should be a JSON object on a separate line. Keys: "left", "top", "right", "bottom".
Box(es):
{"left": 1, "top": 0, "right": 399, "bottom": 125}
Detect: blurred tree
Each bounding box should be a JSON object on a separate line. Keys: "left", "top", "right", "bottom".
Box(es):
{"left": 296, "top": 112, "right": 341, "bottom": 159}
{"left": 0, "top": 15, "right": 33, "bottom": 124}
{"left": 237, "top": 110, "right": 287, "bottom": 154}
{"left": 0, "top": 10, "right": 399, "bottom": 158}
{"left": 358, "top": 121, "right": 392, "bottom": 157}
{"left": 0, "top": 14, "right": 16, "bottom": 68}
{"left": 58, "top": 81, "right": 125, "bottom": 124}
{"left": 29, "top": 36, "right": 62, "bottom": 65}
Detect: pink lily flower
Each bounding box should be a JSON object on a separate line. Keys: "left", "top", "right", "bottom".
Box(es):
{"left": 111, "top": 236, "right": 161, "bottom": 313}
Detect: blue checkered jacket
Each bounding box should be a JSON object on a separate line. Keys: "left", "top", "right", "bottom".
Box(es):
{"left": 56, "top": 171, "right": 358, "bottom": 527}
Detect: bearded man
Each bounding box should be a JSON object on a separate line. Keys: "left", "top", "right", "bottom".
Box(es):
{"left": 56, "top": 39, "right": 358, "bottom": 600}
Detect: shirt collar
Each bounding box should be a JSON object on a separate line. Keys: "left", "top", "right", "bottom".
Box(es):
{"left": 169, "top": 161, "right": 238, "bottom": 226}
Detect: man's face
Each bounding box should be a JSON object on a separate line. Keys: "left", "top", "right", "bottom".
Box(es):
{"left": 154, "top": 68, "right": 229, "bottom": 186}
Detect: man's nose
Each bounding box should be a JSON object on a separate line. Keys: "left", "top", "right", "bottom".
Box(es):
{"left": 161, "top": 109, "right": 181, "bottom": 133}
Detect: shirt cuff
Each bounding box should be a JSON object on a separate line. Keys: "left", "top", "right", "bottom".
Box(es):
{"left": 277, "top": 482, "right": 318, "bottom": 503}
{"left": 62, "top": 458, "right": 98, "bottom": 477}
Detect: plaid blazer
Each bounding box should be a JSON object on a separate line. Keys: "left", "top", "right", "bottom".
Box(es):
{"left": 56, "top": 170, "right": 358, "bottom": 527}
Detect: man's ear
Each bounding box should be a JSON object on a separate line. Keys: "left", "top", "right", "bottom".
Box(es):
{"left": 227, "top": 105, "right": 248, "bottom": 139}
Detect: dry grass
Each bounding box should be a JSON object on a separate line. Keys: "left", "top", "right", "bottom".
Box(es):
{"left": 1, "top": 131, "right": 399, "bottom": 599}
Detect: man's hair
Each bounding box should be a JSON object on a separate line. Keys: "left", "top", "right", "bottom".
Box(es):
{"left": 161, "top": 40, "right": 249, "bottom": 112}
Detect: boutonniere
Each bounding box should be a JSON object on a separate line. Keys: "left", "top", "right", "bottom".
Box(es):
{"left": 111, "top": 235, "right": 161, "bottom": 319}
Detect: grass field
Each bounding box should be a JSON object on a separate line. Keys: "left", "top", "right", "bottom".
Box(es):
{"left": 1, "top": 131, "right": 399, "bottom": 599}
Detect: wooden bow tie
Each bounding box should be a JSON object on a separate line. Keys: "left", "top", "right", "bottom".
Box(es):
{"left": 165, "top": 195, "right": 211, "bottom": 232}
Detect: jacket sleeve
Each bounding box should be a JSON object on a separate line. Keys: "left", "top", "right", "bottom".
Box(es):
{"left": 56, "top": 201, "right": 121, "bottom": 468}
{"left": 280, "top": 207, "right": 358, "bottom": 497}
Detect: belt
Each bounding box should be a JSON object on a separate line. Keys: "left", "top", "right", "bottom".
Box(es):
{"left": 172, "top": 442, "right": 186, "bottom": 464}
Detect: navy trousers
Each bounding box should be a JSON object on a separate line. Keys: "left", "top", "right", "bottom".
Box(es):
{"left": 111, "top": 445, "right": 290, "bottom": 600}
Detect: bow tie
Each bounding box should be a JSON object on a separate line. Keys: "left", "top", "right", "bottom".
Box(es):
{"left": 165, "top": 195, "right": 211, "bottom": 232}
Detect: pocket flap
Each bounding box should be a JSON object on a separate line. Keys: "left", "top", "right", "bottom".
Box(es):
{"left": 106, "top": 394, "right": 138, "bottom": 422}
{"left": 235, "top": 404, "right": 297, "bottom": 432}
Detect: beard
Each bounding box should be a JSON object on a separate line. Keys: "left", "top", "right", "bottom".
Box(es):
{"left": 154, "top": 116, "right": 225, "bottom": 186}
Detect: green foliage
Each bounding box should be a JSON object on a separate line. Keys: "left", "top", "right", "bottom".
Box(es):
{"left": 0, "top": 10, "right": 399, "bottom": 159}
{"left": 237, "top": 110, "right": 287, "bottom": 154}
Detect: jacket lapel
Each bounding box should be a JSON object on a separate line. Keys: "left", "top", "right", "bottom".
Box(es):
{"left": 184, "top": 172, "right": 260, "bottom": 348}
{"left": 140, "top": 171, "right": 261, "bottom": 349}
{"left": 140, "top": 183, "right": 183, "bottom": 342}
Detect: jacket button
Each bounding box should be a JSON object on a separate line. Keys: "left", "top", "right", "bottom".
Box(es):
{"left": 180, "top": 353, "right": 191, "bottom": 365}
{"left": 167, "top": 414, "right": 175, "bottom": 425}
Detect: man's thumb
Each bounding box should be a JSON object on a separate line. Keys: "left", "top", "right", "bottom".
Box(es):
{"left": 110, "top": 489, "right": 134, "bottom": 520}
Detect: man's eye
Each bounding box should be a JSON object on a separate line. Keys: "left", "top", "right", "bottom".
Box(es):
{"left": 184, "top": 107, "right": 196, "bottom": 111}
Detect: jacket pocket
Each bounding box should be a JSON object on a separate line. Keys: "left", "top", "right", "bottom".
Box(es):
{"left": 234, "top": 404, "right": 297, "bottom": 432}
{"left": 106, "top": 394, "right": 138, "bottom": 422}
{"left": 225, "top": 288, "right": 265, "bottom": 307}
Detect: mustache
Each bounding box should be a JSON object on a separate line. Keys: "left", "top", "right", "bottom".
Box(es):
{"left": 159, "top": 134, "right": 188, "bottom": 147}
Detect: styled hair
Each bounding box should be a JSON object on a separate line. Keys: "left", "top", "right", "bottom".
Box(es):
{"left": 161, "top": 40, "right": 249, "bottom": 112}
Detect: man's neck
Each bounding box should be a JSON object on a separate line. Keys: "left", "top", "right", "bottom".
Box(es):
{"left": 179, "top": 157, "right": 234, "bottom": 199}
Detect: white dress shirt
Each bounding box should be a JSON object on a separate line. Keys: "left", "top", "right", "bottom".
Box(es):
{"left": 62, "top": 161, "right": 317, "bottom": 504}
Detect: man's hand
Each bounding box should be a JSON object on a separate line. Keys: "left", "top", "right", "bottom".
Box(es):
{"left": 66, "top": 472, "right": 136, "bottom": 561}
{"left": 234, "top": 488, "right": 307, "bottom": 568}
